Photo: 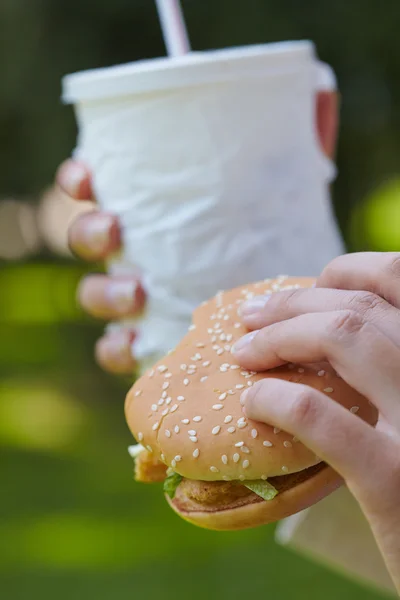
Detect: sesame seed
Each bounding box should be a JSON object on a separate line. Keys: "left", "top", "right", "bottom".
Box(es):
{"left": 161, "top": 454, "right": 165, "bottom": 461}
{"left": 221, "top": 455, "right": 228, "bottom": 465}
{"left": 263, "top": 441, "right": 273, "bottom": 447}
{"left": 200, "top": 376, "right": 208, "bottom": 383}
{"left": 151, "top": 404, "right": 158, "bottom": 412}
{"left": 233, "top": 453, "right": 240, "bottom": 463}
{"left": 134, "top": 390, "right": 142, "bottom": 397}
{"left": 224, "top": 415, "right": 233, "bottom": 424}
{"left": 158, "top": 365, "right": 168, "bottom": 373}
{"left": 149, "top": 370, "right": 155, "bottom": 378}
{"left": 273, "top": 427, "right": 281, "bottom": 434}
{"left": 183, "top": 379, "right": 190, "bottom": 386}
{"left": 193, "top": 449, "right": 200, "bottom": 458}
{"left": 350, "top": 406, "right": 360, "bottom": 414}
{"left": 220, "top": 366, "right": 228, "bottom": 373}
{"left": 171, "top": 459, "right": 177, "bottom": 468}
{"left": 187, "top": 369, "right": 196, "bottom": 375}
{"left": 181, "top": 418, "right": 190, "bottom": 424}
{"left": 165, "top": 430, "right": 171, "bottom": 438}
{"left": 162, "top": 391, "right": 167, "bottom": 399}
{"left": 223, "top": 315, "right": 229, "bottom": 321}
{"left": 211, "top": 335, "right": 217, "bottom": 342}
{"left": 188, "top": 430, "right": 197, "bottom": 436}
{"left": 174, "top": 455, "right": 182, "bottom": 462}
{"left": 227, "top": 334, "right": 233, "bottom": 342}
{"left": 282, "top": 466, "right": 289, "bottom": 473}
{"left": 215, "top": 322, "right": 221, "bottom": 329}
{"left": 219, "top": 334, "right": 226, "bottom": 341}
{"left": 189, "top": 324, "right": 196, "bottom": 331}
{"left": 293, "top": 436, "right": 299, "bottom": 443}
{"left": 241, "top": 446, "right": 250, "bottom": 454}
{"left": 213, "top": 345, "right": 219, "bottom": 351}
{"left": 162, "top": 408, "right": 169, "bottom": 416}
{"left": 237, "top": 417, "right": 245, "bottom": 424}
{"left": 251, "top": 429, "right": 258, "bottom": 439}
{"left": 208, "top": 328, "right": 214, "bottom": 334}
{"left": 174, "top": 426, "right": 180, "bottom": 434}
{"left": 162, "top": 382, "right": 170, "bottom": 390}
{"left": 227, "top": 427, "right": 236, "bottom": 433}
{"left": 152, "top": 422, "right": 160, "bottom": 431}
{"left": 203, "top": 361, "right": 211, "bottom": 367}
{"left": 247, "top": 381, "right": 253, "bottom": 387}
{"left": 213, "top": 404, "right": 224, "bottom": 411}
{"left": 242, "top": 460, "right": 250, "bottom": 469}
{"left": 228, "top": 389, "right": 235, "bottom": 395}
{"left": 224, "top": 345, "right": 231, "bottom": 351}
{"left": 146, "top": 446, "right": 153, "bottom": 453}
{"left": 170, "top": 404, "right": 178, "bottom": 413}
{"left": 165, "top": 373, "right": 172, "bottom": 379}
{"left": 317, "top": 370, "right": 326, "bottom": 377}
{"left": 284, "top": 441, "right": 292, "bottom": 448}
{"left": 166, "top": 397, "right": 172, "bottom": 405}
{"left": 219, "top": 392, "right": 227, "bottom": 401}
{"left": 235, "top": 441, "right": 244, "bottom": 447}
{"left": 138, "top": 432, "right": 143, "bottom": 441}
{"left": 196, "top": 343, "right": 205, "bottom": 348}
{"left": 217, "top": 348, "right": 224, "bottom": 355}
{"left": 189, "top": 436, "right": 198, "bottom": 443}
{"left": 234, "top": 323, "right": 241, "bottom": 328}
{"left": 210, "top": 466, "right": 219, "bottom": 473}
{"left": 222, "top": 475, "right": 231, "bottom": 481}
{"left": 158, "top": 398, "right": 164, "bottom": 406}
{"left": 180, "top": 364, "right": 187, "bottom": 371}
{"left": 324, "top": 387, "right": 334, "bottom": 393}
{"left": 193, "top": 416, "right": 202, "bottom": 422}
{"left": 238, "top": 421, "right": 247, "bottom": 429}
{"left": 261, "top": 474, "right": 268, "bottom": 480}
{"left": 236, "top": 384, "right": 245, "bottom": 390}
{"left": 212, "top": 426, "right": 221, "bottom": 435}
{"left": 239, "top": 475, "right": 245, "bottom": 481}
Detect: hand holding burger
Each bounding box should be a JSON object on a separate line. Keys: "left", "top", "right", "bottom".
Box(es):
{"left": 236, "top": 252, "right": 400, "bottom": 593}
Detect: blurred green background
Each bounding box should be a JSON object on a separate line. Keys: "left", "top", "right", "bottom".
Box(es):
{"left": 1, "top": 1, "right": 399, "bottom": 598}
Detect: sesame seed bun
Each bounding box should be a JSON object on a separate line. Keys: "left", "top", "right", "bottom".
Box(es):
{"left": 125, "top": 276, "right": 378, "bottom": 529}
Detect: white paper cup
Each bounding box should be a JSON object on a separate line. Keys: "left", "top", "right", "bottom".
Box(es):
{"left": 62, "top": 41, "right": 344, "bottom": 368}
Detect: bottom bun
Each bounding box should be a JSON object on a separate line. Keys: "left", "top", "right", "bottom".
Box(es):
{"left": 166, "top": 464, "right": 343, "bottom": 531}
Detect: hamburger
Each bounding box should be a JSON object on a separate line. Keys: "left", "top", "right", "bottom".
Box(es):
{"left": 125, "top": 277, "right": 378, "bottom": 531}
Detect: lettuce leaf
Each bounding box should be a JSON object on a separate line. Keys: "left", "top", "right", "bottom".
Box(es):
{"left": 244, "top": 479, "right": 279, "bottom": 501}
{"left": 163, "top": 472, "right": 183, "bottom": 499}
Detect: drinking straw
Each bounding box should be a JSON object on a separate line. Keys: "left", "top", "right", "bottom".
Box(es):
{"left": 155, "top": 0, "right": 191, "bottom": 56}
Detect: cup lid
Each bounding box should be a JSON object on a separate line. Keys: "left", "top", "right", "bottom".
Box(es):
{"left": 62, "top": 40, "right": 316, "bottom": 103}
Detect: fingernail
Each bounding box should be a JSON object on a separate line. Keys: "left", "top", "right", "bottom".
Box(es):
{"left": 240, "top": 388, "right": 250, "bottom": 406}
{"left": 84, "top": 215, "right": 113, "bottom": 253}
{"left": 239, "top": 295, "right": 271, "bottom": 317}
{"left": 107, "top": 281, "right": 137, "bottom": 314}
{"left": 231, "top": 330, "right": 258, "bottom": 354}
{"left": 60, "top": 162, "right": 87, "bottom": 196}
{"left": 105, "top": 336, "right": 129, "bottom": 361}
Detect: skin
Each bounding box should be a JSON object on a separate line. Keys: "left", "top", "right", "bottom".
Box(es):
{"left": 233, "top": 252, "right": 400, "bottom": 593}
{"left": 57, "top": 91, "right": 338, "bottom": 375}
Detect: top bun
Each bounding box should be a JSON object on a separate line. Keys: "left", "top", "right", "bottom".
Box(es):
{"left": 125, "top": 277, "right": 378, "bottom": 482}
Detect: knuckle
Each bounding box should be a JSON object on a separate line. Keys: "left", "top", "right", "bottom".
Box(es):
{"left": 290, "top": 388, "right": 320, "bottom": 429}
{"left": 328, "top": 310, "right": 366, "bottom": 340}
{"left": 385, "top": 253, "right": 400, "bottom": 279}
{"left": 319, "top": 255, "right": 346, "bottom": 286}
{"left": 348, "top": 292, "right": 385, "bottom": 319}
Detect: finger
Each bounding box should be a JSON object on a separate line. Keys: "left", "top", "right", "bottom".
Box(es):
{"left": 232, "top": 310, "right": 400, "bottom": 427}
{"left": 242, "top": 379, "right": 395, "bottom": 503}
{"left": 56, "top": 159, "right": 94, "bottom": 201}
{"left": 95, "top": 330, "right": 137, "bottom": 375}
{"left": 78, "top": 275, "right": 145, "bottom": 319}
{"left": 318, "top": 252, "right": 400, "bottom": 309}
{"left": 68, "top": 212, "right": 121, "bottom": 261}
{"left": 240, "top": 287, "right": 399, "bottom": 344}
